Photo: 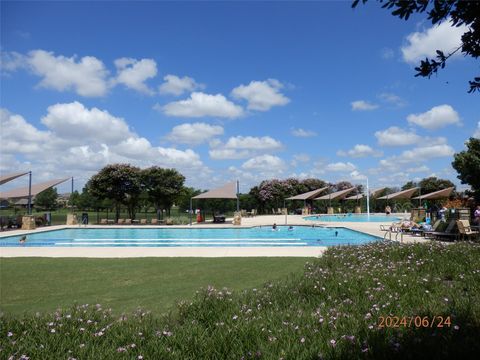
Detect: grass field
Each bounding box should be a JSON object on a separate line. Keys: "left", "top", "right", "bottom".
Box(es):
{"left": 0, "top": 257, "right": 308, "bottom": 316}
{"left": 2, "top": 242, "right": 480, "bottom": 359}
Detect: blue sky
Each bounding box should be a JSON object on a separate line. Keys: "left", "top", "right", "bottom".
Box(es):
{"left": 1, "top": 1, "right": 479, "bottom": 193}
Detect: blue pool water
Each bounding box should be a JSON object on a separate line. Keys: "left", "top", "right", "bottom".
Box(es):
{"left": 0, "top": 226, "right": 380, "bottom": 247}
{"left": 304, "top": 214, "right": 400, "bottom": 223}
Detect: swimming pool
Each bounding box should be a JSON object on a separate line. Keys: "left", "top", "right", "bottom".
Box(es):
{"left": 304, "top": 214, "right": 401, "bottom": 222}
{"left": 0, "top": 226, "right": 380, "bottom": 247}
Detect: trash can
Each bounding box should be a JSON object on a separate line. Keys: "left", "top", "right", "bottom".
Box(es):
{"left": 82, "top": 212, "right": 89, "bottom": 225}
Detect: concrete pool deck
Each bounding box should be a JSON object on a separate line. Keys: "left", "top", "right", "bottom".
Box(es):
{"left": 0, "top": 214, "right": 428, "bottom": 258}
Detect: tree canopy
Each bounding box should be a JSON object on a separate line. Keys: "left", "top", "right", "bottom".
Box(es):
{"left": 34, "top": 187, "right": 58, "bottom": 210}
{"left": 452, "top": 137, "right": 480, "bottom": 201}
{"left": 353, "top": 0, "right": 480, "bottom": 93}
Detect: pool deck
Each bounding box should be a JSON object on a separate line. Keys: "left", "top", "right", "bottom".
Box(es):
{"left": 0, "top": 213, "right": 428, "bottom": 258}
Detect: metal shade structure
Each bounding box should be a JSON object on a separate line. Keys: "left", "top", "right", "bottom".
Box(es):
{"left": 0, "top": 171, "right": 30, "bottom": 186}
{"left": 192, "top": 181, "right": 238, "bottom": 199}
{"left": 377, "top": 187, "right": 419, "bottom": 200}
{"left": 315, "top": 187, "right": 356, "bottom": 201}
{"left": 345, "top": 193, "right": 364, "bottom": 200}
{"left": 412, "top": 187, "right": 454, "bottom": 200}
{"left": 190, "top": 181, "right": 239, "bottom": 225}
{"left": 285, "top": 187, "right": 329, "bottom": 201}
{"left": 370, "top": 187, "right": 387, "bottom": 198}
{"left": 0, "top": 178, "right": 70, "bottom": 200}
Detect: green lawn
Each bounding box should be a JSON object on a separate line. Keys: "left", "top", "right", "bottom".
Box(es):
{"left": 2, "top": 242, "right": 480, "bottom": 359}
{"left": 0, "top": 257, "right": 308, "bottom": 316}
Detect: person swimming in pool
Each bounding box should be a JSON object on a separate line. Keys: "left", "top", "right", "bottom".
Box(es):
{"left": 19, "top": 235, "right": 26, "bottom": 244}
{"left": 335, "top": 231, "right": 338, "bottom": 237}
{"left": 272, "top": 223, "right": 277, "bottom": 230}
{"left": 288, "top": 226, "right": 294, "bottom": 231}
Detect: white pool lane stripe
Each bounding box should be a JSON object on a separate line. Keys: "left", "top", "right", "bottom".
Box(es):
{"left": 56, "top": 242, "right": 308, "bottom": 246}
{"left": 72, "top": 238, "right": 302, "bottom": 242}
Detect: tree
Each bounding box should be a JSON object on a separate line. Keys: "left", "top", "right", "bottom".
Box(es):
{"left": 141, "top": 167, "right": 185, "bottom": 216}
{"left": 401, "top": 181, "right": 417, "bottom": 190}
{"left": 418, "top": 176, "right": 455, "bottom": 194}
{"left": 35, "top": 187, "right": 58, "bottom": 210}
{"left": 452, "top": 137, "right": 480, "bottom": 201}
{"left": 87, "top": 164, "right": 142, "bottom": 220}
{"left": 353, "top": 0, "right": 480, "bottom": 93}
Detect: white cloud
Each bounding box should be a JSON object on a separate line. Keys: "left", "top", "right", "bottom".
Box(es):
{"left": 158, "top": 74, "right": 204, "bottom": 96}
{"left": 209, "top": 136, "right": 283, "bottom": 160}
{"left": 378, "top": 93, "right": 406, "bottom": 107}
{"left": 291, "top": 128, "right": 317, "bottom": 137}
{"left": 401, "top": 20, "right": 468, "bottom": 64}
{"left": 350, "top": 170, "right": 367, "bottom": 181}
{"left": 27, "top": 50, "right": 109, "bottom": 97}
{"left": 406, "top": 165, "right": 430, "bottom": 173}
{"left": 325, "top": 162, "right": 356, "bottom": 172}
{"left": 375, "top": 126, "right": 422, "bottom": 146}
{"left": 379, "top": 144, "right": 455, "bottom": 172}
{"left": 223, "top": 136, "right": 282, "bottom": 150}
{"left": 351, "top": 100, "right": 378, "bottom": 111}
{"left": 166, "top": 123, "right": 224, "bottom": 145}
{"left": 113, "top": 57, "right": 157, "bottom": 95}
{"left": 337, "top": 144, "right": 383, "bottom": 158}
{"left": 407, "top": 104, "right": 460, "bottom": 130}
{"left": 40, "top": 101, "right": 133, "bottom": 146}
{"left": 400, "top": 144, "right": 455, "bottom": 161}
{"left": 0, "top": 105, "right": 209, "bottom": 188}
{"left": 242, "top": 154, "right": 286, "bottom": 171}
{"left": 292, "top": 153, "right": 310, "bottom": 163}
{"left": 231, "top": 79, "right": 290, "bottom": 111}
{"left": 160, "top": 92, "right": 244, "bottom": 118}
{"left": 0, "top": 51, "right": 28, "bottom": 73}
{"left": 474, "top": 121, "right": 480, "bottom": 139}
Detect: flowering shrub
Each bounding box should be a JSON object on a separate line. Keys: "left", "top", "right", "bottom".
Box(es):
{"left": 2, "top": 242, "right": 480, "bottom": 359}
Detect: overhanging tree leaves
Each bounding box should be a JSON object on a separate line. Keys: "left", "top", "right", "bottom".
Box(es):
{"left": 352, "top": 0, "right": 480, "bottom": 93}
{"left": 452, "top": 137, "right": 480, "bottom": 201}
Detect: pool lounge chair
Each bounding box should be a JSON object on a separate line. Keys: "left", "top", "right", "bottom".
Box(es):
{"left": 100, "top": 218, "right": 108, "bottom": 225}
{"left": 424, "top": 219, "right": 457, "bottom": 241}
{"left": 125, "top": 219, "right": 132, "bottom": 225}
{"left": 380, "top": 224, "right": 404, "bottom": 241}
{"left": 117, "top": 218, "right": 125, "bottom": 225}
{"left": 140, "top": 218, "right": 147, "bottom": 225}
{"left": 456, "top": 220, "right": 479, "bottom": 240}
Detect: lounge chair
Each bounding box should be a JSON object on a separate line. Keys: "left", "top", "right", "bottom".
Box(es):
{"left": 117, "top": 218, "right": 125, "bottom": 225}
{"left": 251, "top": 209, "right": 257, "bottom": 217}
{"left": 151, "top": 218, "right": 158, "bottom": 225}
{"left": 140, "top": 218, "right": 147, "bottom": 225}
{"left": 125, "top": 219, "right": 132, "bottom": 225}
{"left": 100, "top": 218, "right": 108, "bottom": 225}
{"left": 424, "top": 219, "right": 458, "bottom": 241}
{"left": 456, "top": 220, "right": 479, "bottom": 240}
{"left": 380, "top": 224, "right": 404, "bottom": 241}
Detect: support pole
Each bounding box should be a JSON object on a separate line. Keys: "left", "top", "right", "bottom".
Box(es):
{"left": 236, "top": 180, "right": 240, "bottom": 212}
{"left": 27, "top": 171, "right": 32, "bottom": 215}
{"left": 366, "top": 177, "right": 370, "bottom": 220}
{"left": 189, "top": 197, "right": 193, "bottom": 226}
{"left": 284, "top": 199, "right": 287, "bottom": 225}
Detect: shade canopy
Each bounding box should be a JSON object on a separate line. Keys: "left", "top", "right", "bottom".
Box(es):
{"left": 0, "top": 171, "right": 30, "bottom": 186}
{"left": 377, "top": 187, "right": 419, "bottom": 200}
{"left": 285, "top": 187, "right": 329, "bottom": 200}
{"left": 192, "top": 181, "right": 238, "bottom": 199}
{"left": 345, "top": 193, "right": 364, "bottom": 200}
{"left": 370, "top": 187, "right": 387, "bottom": 198}
{"left": 315, "top": 187, "right": 356, "bottom": 201}
{"left": 0, "top": 178, "right": 70, "bottom": 200}
{"left": 412, "top": 187, "right": 454, "bottom": 200}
